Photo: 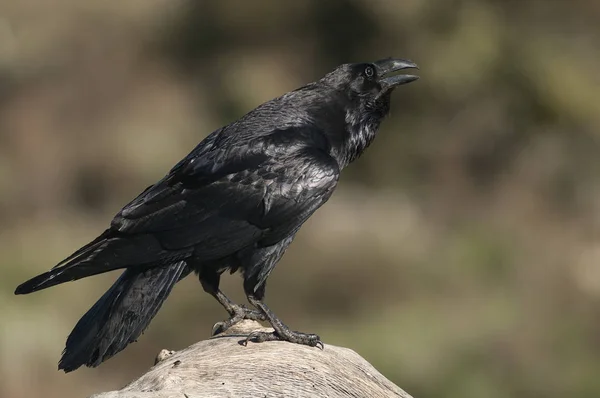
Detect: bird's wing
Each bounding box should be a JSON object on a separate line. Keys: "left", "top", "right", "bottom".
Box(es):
{"left": 111, "top": 127, "right": 339, "bottom": 260}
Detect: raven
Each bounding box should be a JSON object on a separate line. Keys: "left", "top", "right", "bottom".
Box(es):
{"left": 15, "top": 58, "right": 419, "bottom": 372}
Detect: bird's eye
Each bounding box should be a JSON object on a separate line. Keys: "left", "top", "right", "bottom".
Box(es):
{"left": 364, "top": 66, "right": 375, "bottom": 78}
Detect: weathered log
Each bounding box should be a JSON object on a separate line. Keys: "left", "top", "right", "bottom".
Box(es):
{"left": 91, "top": 320, "right": 413, "bottom": 398}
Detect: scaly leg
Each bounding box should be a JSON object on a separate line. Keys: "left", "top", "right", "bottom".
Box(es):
{"left": 200, "top": 273, "right": 265, "bottom": 336}
{"left": 242, "top": 282, "right": 323, "bottom": 349}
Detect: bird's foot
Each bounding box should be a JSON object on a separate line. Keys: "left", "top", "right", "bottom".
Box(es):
{"left": 211, "top": 304, "right": 266, "bottom": 336}
{"left": 242, "top": 329, "right": 324, "bottom": 349}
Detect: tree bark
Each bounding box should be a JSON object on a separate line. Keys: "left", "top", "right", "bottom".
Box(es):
{"left": 91, "top": 320, "right": 413, "bottom": 398}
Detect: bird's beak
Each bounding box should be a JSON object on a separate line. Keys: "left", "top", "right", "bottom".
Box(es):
{"left": 375, "top": 58, "right": 419, "bottom": 90}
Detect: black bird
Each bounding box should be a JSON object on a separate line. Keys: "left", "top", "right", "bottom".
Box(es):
{"left": 15, "top": 58, "right": 419, "bottom": 372}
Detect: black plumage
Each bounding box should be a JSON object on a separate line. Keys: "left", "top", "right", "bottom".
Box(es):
{"left": 15, "top": 58, "right": 419, "bottom": 372}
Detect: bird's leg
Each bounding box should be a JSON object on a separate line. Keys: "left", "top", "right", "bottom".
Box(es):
{"left": 209, "top": 291, "right": 266, "bottom": 336}
{"left": 243, "top": 293, "right": 323, "bottom": 349}
{"left": 199, "top": 274, "right": 265, "bottom": 336}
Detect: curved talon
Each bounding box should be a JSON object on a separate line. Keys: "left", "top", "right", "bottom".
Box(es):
{"left": 242, "top": 331, "right": 260, "bottom": 346}
{"left": 211, "top": 321, "right": 227, "bottom": 336}
{"left": 242, "top": 333, "right": 254, "bottom": 346}
{"left": 244, "top": 330, "right": 279, "bottom": 345}
{"left": 245, "top": 331, "right": 259, "bottom": 344}
{"left": 302, "top": 334, "right": 323, "bottom": 349}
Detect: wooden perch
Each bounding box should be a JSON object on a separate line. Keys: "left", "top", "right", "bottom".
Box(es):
{"left": 91, "top": 320, "right": 413, "bottom": 398}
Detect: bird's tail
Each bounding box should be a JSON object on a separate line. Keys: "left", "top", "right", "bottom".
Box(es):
{"left": 14, "top": 230, "right": 190, "bottom": 295}
{"left": 58, "top": 261, "right": 191, "bottom": 372}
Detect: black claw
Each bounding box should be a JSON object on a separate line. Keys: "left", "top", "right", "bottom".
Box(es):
{"left": 302, "top": 335, "right": 322, "bottom": 348}
{"left": 243, "top": 331, "right": 280, "bottom": 345}
{"left": 211, "top": 322, "right": 226, "bottom": 336}
{"left": 241, "top": 332, "right": 256, "bottom": 346}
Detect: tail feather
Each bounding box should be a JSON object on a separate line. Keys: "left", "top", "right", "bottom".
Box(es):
{"left": 58, "top": 261, "right": 191, "bottom": 372}
{"left": 14, "top": 232, "right": 192, "bottom": 295}
{"left": 51, "top": 230, "right": 112, "bottom": 270}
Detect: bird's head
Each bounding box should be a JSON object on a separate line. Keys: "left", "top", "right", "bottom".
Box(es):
{"left": 321, "top": 57, "right": 419, "bottom": 112}
{"left": 315, "top": 58, "right": 419, "bottom": 167}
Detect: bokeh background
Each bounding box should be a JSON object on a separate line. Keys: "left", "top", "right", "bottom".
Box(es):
{"left": 2, "top": 1, "right": 600, "bottom": 397}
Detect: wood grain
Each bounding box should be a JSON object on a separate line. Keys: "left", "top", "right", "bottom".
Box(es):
{"left": 91, "top": 320, "right": 413, "bottom": 398}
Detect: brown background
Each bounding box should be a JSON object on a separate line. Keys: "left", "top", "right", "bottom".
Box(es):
{"left": 2, "top": 1, "right": 600, "bottom": 397}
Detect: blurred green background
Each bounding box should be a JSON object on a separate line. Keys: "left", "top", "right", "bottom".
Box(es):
{"left": 2, "top": 1, "right": 600, "bottom": 397}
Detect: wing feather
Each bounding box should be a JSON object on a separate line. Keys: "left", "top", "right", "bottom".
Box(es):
{"left": 110, "top": 127, "right": 339, "bottom": 261}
